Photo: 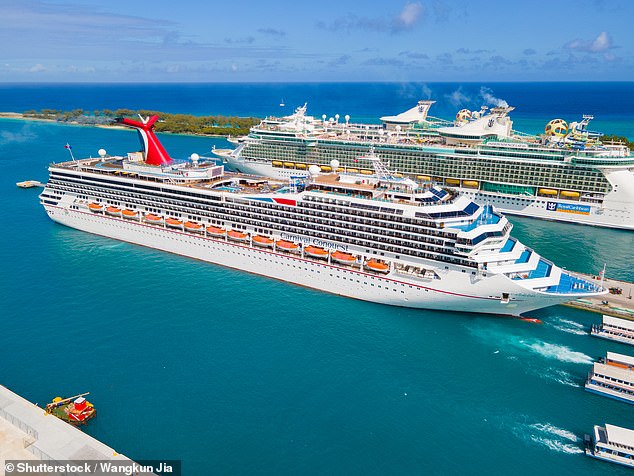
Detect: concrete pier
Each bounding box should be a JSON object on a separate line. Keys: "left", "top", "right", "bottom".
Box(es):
{"left": 0, "top": 385, "right": 134, "bottom": 474}
{"left": 564, "top": 273, "right": 634, "bottom": 320}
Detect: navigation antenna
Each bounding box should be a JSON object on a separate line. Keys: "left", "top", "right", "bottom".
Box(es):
{"left": 365, "top": 145, "right": 392, "bottom": 180}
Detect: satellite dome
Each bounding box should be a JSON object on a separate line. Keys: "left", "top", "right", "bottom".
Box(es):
{"left": 308, "top": 165, "right": 321, "bottom": 176}
{"left": 456, "top": 109, "right": 471, "bottom": 122}
{"left": 545, "top": 119, "right": 568, "bottom": 137}
{"left": 330, "top": 159, "right": 340, "bottom": 169}
{"left": 98, "top": 148, "right": 107, "bottom": 157}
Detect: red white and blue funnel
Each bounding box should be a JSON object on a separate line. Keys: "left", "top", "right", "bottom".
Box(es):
{"left": 117, "top": 115, "right": 172, "bottom": 166}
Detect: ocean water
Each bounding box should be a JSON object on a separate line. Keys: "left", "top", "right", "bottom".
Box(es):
{"left": 0, "top": 83, "right": 633, "bottom": 475}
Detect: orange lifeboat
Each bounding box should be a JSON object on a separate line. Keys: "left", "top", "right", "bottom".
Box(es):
{"left": 206, "top": 225, "right": 226, "bottom": 237}
{"left": 305, "top": 246, "right": 329, "bottom": 259}
{"left": 365, "top": 259, "right": 389, "bottom": 274}
{"left": 165, "top": 218, "right": 183, "bottom": 228}
{"left": 144, "top": 213, "right": 163, "bottom": 224}
{"left": 88, "top": 203, "right": 103, "bottom": 213}
{"left": 331, "top": 251, "right": 356, "bottom": 265}
{"left": 252, "top": 235, "right": 274, "bottom": 247}
{"left": 105, "top": 206, "right": 121, "bottom": 216}
{"left": 227, "top": 230, "right": 249, "bottom": 242}
{"left": 184, "top": 221, "right": 203, "bottom": 233}
{"left": 276, "top": 240, "right": 299, "bottom": 252}
{"left": 122, "top": 209, "right": 138, "bottom": 219}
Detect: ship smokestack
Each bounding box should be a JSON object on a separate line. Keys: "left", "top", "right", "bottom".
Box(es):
{"left": 116, "top": 115, "right": 172, "bottom": 166}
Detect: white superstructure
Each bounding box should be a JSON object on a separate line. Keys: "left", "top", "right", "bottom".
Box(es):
{"left": 216, "top": 102, "right": 634, "bottom": 230}
{"left": 39, "top": 115, "right": 606, "bottom": 316}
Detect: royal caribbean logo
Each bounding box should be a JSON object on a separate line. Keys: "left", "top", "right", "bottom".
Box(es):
{"left": 547, "top": 202, "right": 591, "bottom": 215}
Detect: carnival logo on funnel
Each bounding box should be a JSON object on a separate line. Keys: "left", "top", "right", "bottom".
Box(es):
{"left": 116, "top": 114, "right": 173, "bottom": 166}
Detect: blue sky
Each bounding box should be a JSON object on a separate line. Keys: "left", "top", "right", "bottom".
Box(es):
{"left": 1, "top": 0, "right": 631, "bottom": 82}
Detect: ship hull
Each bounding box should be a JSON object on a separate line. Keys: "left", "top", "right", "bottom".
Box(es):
{"left": 225, "top": 159, "right": 634, "bottom": 230}
{"left": 44, "top": 205, "right": 572, "bottom": 316}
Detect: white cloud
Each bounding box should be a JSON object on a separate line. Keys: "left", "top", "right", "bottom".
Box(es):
{"left": 565, "top": 31, "right": 614, "bottom": 53}
{"left": 29, "top": 63, "right": 46, "bottom": 73}
{"left": 398, "top": 2, "right": 423, "bottom": 28}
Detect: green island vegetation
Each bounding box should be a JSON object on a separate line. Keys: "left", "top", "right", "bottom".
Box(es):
{"left": 21, "top": 108, "right": 260, "bottom": 136}
{"left": 600, "top": 134, "right": 634, "bottom": 151}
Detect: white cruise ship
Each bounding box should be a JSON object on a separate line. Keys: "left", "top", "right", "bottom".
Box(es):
{"left": 39, "top": 114, "right": 606, "bottom": 316}
{"left": 215, "top": 101, "right": 634, "bottom": 230}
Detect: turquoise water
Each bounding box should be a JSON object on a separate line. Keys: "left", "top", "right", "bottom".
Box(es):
{"left": 1, "top": 84, "right": 634, "bottom": 475}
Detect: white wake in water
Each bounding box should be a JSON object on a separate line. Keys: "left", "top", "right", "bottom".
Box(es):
{"left": 548, "top": 317, "right": 587, "bottom": 336}
{"left": 530, "top": 423, "right": 579, "bottom": 443}
{"left": 521, "top": 341, "right": 593, "bottom": 365}
{"left": 527, "top": 423, "right": 583, "bottom": 454}
{"left": 511, "top": 421, "right": 583, "bottom": 455}
{"left": 539, "top": 368, "right": 581, "bottom": 388}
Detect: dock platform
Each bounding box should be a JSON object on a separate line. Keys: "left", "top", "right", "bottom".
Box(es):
{"left": 0, "top": 385, "right": 152, "bottom": 474}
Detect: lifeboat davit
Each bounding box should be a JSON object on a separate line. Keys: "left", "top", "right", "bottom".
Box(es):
{"left": 276, "top": 240, "right": 299, "bottom": 252}
{"left": 331, "top": 251, "right": 356, "bottom": 265}
{"left": 165, "top": 218, "right": 183, "bottom": 228}
{"left": 206, "top": 225, "right": 226, "bottom": 237}
{"left": 122, "top": 209, "right": 139, "bottom": 219}
{"left": 88, "top": 203, "right": 103, "bottom": 213}
{"left": 365, "top": 259, "right": 390, "bottom": 274}
{"left": 184, "top": 221, "right": 203, "bottom": 233}
{"left": 227, "top": 230, "right": 249, "bottom": 242}
{"left": 305, "top": 246, "right": 329, "bottom": 259}
{"left": 106, "top": 206, "right": 122, "bottom": 216}
{"left": 252, "top": 235, "right": 274, "bottom": 247}
{"left": 144, "top": 213, "right": 163, "bottom": 224}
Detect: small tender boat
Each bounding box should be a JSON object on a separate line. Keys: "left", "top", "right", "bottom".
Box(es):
{"left": 252, "top": 235, "right": 274, "bottom": 247}
{"left": 184, "top": 221, "right": 203, "bottom": 233}
{"left": 585, "top": 423, "right": 634, "bottom": 468}
{"left": 105, "top": 206, "right": 122, "bottom": 216}
{"left": 46, "top": 393, "right": 96, "bottom": 426}
{"left": 144, "top": 213, "right": 163, "bottom": 223}
{"left": 305, "top": 246, "right": 329, "bottom": 259}
{"left": 331, "top": 251, "right": 356, "bottom": 265}
{"left": 276, "top": 240, "right": 299, "bottom": 252}
{"left": 206, "top": 225, "right": 226, "bottom": 237}
{"left": 88, "top": 203, "right": 103, "bottom": 212}
{"left": 122, "top": 209, "right": 139, "bottom": 219}
{"left": 227, "top": 230, "right": 249, "bottom": 242}
{"left": 165, "top": 217, "right": 183, "bottom": 228}
{"left": 16, "top": 180, "right": 43, "bottom": 188}
{"left": 365, "top": 259, "right": 389, "bottom": 273}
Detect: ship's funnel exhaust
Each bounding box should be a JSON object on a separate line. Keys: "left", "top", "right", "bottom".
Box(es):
{"left": 116, "top": 115, "right": 172, "bottom": 166}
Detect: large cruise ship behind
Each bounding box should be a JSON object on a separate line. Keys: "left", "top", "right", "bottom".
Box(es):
{"left": 214, "top": 101, "right": 634, "bottom": 230}
{"left": 39, "top": 114, "right": 606, "bottom": 316}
